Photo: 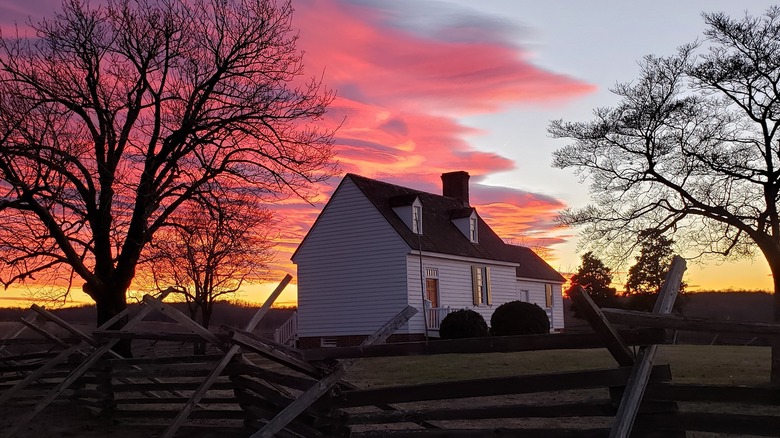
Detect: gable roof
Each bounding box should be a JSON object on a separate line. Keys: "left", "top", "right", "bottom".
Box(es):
{"left": 347, "top": 173, "right": 516, "bottom": 263}
{"left": 292, "top": 173, "right": 565, "bottom": 283}
{"left": 506, "top": 245, "right": 566, "bottom": 283}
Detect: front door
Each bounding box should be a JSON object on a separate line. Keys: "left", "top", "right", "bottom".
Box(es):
{"left": 425, "top": 278, "right": 439, "bottom": 308}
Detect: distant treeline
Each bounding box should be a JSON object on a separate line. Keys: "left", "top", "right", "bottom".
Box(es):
{"left": 564, "top": 291, "right": 774, "bottom": 345}
{"left": 680, "top": 291, "right": 773, "bottom": 323}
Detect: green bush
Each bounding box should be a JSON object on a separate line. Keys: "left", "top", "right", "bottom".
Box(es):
{"left": 439, "top": 309, "right": 489, "bottom": 339}
{"left": 490, "top": 301, "right": 550, "bottom": 336}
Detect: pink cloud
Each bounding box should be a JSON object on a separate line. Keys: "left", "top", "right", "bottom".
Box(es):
{"left": 295, "top": 0, "right": 593, "bottom": 112}
{"left": 0, "top": 0, "right": 593, "bottom": 295}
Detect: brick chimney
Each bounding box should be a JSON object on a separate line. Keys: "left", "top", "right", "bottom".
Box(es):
{"left": 441, "top": 171, "right": 470, "bottom": 207}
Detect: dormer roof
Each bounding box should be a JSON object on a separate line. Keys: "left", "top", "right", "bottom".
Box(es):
{"left": 388, "top": 193, "right": 419, "bottom": 207}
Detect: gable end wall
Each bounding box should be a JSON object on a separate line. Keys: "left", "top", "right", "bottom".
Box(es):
{"left": 294, "top": 178, "right": 411, "bottom": 337}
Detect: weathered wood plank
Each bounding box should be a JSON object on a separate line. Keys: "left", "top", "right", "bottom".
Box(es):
{"left": 109, "top": 366, "right": 216, "bottom": 379}
{"left": 0, "top": 343, "right": 86, "bottom": 406}
{"left": 251, "top": 305, "right": 418, "bottom": 438}
{"left": 109, "top": 354, "right": 224, "bottom": 366}
{"left": 93, "top": 330, "right": 226, "bottom": 343}
{"left": 158, "top": 274, "right": 291, "bottom": 438}
{"left": 602, "top": 308, "right": 780, "bottom": 336}
{"left": 643, "top": 383, "right": 780, "bottom": 404}
{"left": 115, "top": 396, "right": 239, "bottom": 405}
{"left": 610, "top": 255, "right": 685, "bottom": 438}
{"left": 0, "top": 314, "right": 36, "bottom": 343}
{"left": 225, "top": 362, "right": 317, "bottom": 391}
{"left": 232, "top": 375, "right": 296, "bottom": 408}
{"left": 111, "top": 381, "right": 236, "bottom": 392}
{"left": 30, "top": 304, "right": 99, "bottom": 347}
{"left": 243, "top": 416, "right": 323, "bottom": 438}
{"left": 345, "top": 399, "right": 677, "bottom": 425}
{"left": 221, "top": 324, "right": 303, "bottom": 359}
{"left": 3, "top": 289, "right": 173, "bottom": 437}
{"left": 0, "top": 351, "right": 59, "bottom": 363}
{"left": 141, "top": 295, "right": 225, "bottom": 348}
{"left": 350, "top": 429, "right": 612, "bottom": 438}
{"left": 635, "top": 412, "right": 780, "bottom": 436}
{"left": 326, "top": 365, "right": 671, "bottom": 408}
{"left": 0, "top": 337, "right": 80, "bottom": 346}
{"left": 18, "top": 316, "right": 71, "bottom": 349}
{"left": 570, "top": 286, "right": 635, "bottom": 366}
{"left": 301, "top": 329, "right": 666, "bottom": 361}
{"left": 230, "top": 329, "right": 326, "bottom": 377}
{"left": 112, "top": 409, "right": 247, "bottom": 419}
{"left": 230, "top": 327, "right": 441, "bottom": 430}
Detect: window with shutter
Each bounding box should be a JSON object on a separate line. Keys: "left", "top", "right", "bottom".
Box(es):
{"left": 471, "top": 266, "right": 480, "bottom": 305}
{"left": 545, "top": 283, "right": 554, "bottom": 308}
{"left": 471, "top": 265, "right": 491, "bottom": 305}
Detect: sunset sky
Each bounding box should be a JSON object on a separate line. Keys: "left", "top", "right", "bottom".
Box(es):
{"left": 0, "top": 0, "right": 776, "bottom": 307}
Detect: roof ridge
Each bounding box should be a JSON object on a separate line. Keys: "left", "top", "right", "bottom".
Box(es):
{"left": 346, "top": 173, "right": 431, "bottom": 196}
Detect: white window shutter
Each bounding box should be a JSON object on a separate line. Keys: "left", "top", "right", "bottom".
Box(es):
{"left": 471, "top": 266, "right": 479, "bottom": 305}
{"left": 485, "top": 267, "right": 492, "bottom": 305}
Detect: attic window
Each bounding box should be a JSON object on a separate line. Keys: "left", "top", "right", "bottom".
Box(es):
{"left": 412, "top": 205, "right": 422, "bottom": 234}
{"left": 469, "top": 217, "right": 478, "bottom": 242}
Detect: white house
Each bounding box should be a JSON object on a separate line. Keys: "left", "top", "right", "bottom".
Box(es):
{"left": 291, "top": 171, "right": 566, "bottom": 348}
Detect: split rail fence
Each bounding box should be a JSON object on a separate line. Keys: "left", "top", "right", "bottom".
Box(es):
{"left": 1, "top": 258, "right": 778, "bottom": 437}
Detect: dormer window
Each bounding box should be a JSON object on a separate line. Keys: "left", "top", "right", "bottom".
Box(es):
{"left": 412, "top": 205, "right": 422, "bottom": 234}
{"left": 450, "top": 208, "right": 479, "bottom": 243}
{"left": 391, "top": 195, "right": 423, "bottom": 234}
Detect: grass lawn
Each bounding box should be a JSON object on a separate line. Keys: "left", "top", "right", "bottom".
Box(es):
{"left": 347, "top": 344, "right": 772, "bottom": 387}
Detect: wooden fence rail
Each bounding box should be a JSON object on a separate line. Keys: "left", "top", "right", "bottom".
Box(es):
{"left": 2, "top": 263, "right": 780, "bottom": 437}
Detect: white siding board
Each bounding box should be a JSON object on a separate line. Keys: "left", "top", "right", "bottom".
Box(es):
{"left": 295, "top": 178, "right": 411, "bottom": 337}
{"left": 406, "top": 255, "right": 517, "bottom": 332}
{"left": 517, "top": 278, "right": 566, "bottom": 330}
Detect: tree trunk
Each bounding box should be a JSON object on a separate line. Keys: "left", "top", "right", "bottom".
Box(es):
{"left": 95, "top": 288, "right": 132, "bottom": 358}
{"left": 756, "top": 241, "right": 780, "bottom": 385}
{"left": 193, "top": 304, "right": 210, "bottom": 356}
{"left": 773, "top": 271, "right": 780, "bottom": 386}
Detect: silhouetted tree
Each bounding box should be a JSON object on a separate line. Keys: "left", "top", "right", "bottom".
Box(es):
{"left": 0, "top": 0, "right": 335, "bottom": 350}
{"left": 567, "top": 252, "right": 617, "bottom": 317}
{"left": 141, "top": 188, "right": 275, "bottom": 332}
{"left": 625, "top": 230, "right": 679, "bottom": 295}
{"left": 550, "top": 8, "right": 780, "bottom": 378}
{"left": 623, "top": 230, "right": 686, "bottom": 312}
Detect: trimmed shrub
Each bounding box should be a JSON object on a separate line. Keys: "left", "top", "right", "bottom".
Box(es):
{"left": 439, "top": 309, "right": 489, "bottom": 339}
{"left": 490, "top": 301, "right": 550, "bottom": 336}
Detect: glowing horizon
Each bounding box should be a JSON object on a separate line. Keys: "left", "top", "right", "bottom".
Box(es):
{"left": 0, "top": 0, "right": 776, "bottom": 310}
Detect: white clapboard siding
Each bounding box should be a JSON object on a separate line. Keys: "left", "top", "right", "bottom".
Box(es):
{"left": 405, "top": 255, "right": 518, "bottom": 332}
{"left": 517, "top": 278, "right": 565, "bottom": 331}
{"left": 294, "top": 178, "right": 411, "bottom": 337}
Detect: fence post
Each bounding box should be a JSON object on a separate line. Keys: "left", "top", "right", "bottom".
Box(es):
{"left": 610, "top": 255, "right": 686, "bottom": 438}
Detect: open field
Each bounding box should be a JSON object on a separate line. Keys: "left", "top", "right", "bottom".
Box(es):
{"left": 348, "top": 344, "right": 772, "bottom": 387}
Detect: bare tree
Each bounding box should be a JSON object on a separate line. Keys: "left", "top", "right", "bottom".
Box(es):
{"left": 0, "top": 0, "right": 335, "bottom": 347}
{"left": 141, "top": 189, "right": 275, "bottom": 331}
{"left": 550, "top": 7, "right": 780, "bottom": 382}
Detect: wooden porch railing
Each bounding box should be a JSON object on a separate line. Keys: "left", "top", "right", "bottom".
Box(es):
{"left": 273, "top": 311, "right": 298, "bottom": 346}
{"left": 426, "top": 306, "right": 452, "bottom": 330}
